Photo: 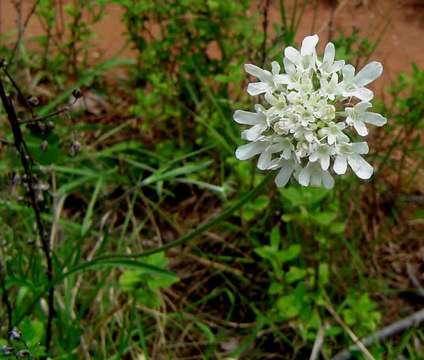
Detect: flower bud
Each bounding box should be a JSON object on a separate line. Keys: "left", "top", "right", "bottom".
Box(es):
{"left": 72, "top": 88, "right": 82, "bottom": 99}
{"left": 8, "top": 327, "right": 21, "bottom": 341}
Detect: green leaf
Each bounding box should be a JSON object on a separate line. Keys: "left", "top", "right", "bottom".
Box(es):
{"left": 119, "top": 253, "right": 179, "bottom": 294}
{"left": 313, "top": 212, "right": 337, "bottom": 226}
{"left": 270, "top": 226, "right": 281, "bottom": 249}
{"left": 26, "top": 132, "right": 61, "bottom": 165}
{"left": 276, "top": 244, "right": 301, "bottom": 264}
{"left": 286, "top": 266, "right": 307, "bottom": 284}
{"left": 268, "top": 281, "right": 284, "bottom": 295}
{"left": 280, "top": 187, "right": 329, "bottom": 208}
{"left": 21, "top": 318, "right": 44, "bottom": 347}
{"left": 276, "top": 294, "right": 300, "bottom": 319}
{"left": 141, "top": 161, "right": 212, "bottom": 186}
{"left": 56, "top": 258, "right": 177, "bottom": 287}
{"left": 194, "top": 320, "right": 216, "bottom": 344}
{"left": 81, "top": 178, "right": 103, "bottom": 236}
{"left": 254, "top": 246, "right": 274, "bottom": 260}
{"left": 318, "top": 263, "right": 329, "bottom": 286}
{"left": 329, "top": 222, "right": 345, "bottom": 234}
{"left": 243, "top": 195, "right": 270, "bottom": 222}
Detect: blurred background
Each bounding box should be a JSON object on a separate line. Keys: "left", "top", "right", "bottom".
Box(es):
{"left": 0, "top": 0, "right": 423, "bottom": 358}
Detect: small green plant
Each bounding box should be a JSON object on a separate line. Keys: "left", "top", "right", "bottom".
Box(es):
{"left": 341, "top": 292, "right": 381, "bottom": 337}
{"left": 119, "top": 253, "right": 179, "bottom": 308}
{"left": 254, "top": 223, "right": 330, "bottom": 344}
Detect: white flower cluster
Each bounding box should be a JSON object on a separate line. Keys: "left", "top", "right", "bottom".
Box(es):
{"left": 234, "top": 34, "right": 387, "bottom": 189}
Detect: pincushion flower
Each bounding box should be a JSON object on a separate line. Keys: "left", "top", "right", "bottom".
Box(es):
{"left": 234, "top": 34, "right": 387, "bottom": 189}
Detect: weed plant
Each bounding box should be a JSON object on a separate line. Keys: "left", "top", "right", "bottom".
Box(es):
{"left": 0, "top": 1, "right": 422, "bottom": 359}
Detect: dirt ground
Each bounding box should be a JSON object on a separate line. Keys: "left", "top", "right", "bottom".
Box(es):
{"left": 0, "top": 0, "right": 423, "bottom": 90}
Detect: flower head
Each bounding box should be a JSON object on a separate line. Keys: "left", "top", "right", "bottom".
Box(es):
{"left": 234, "top": 34, "right": 386, "bottom": 188}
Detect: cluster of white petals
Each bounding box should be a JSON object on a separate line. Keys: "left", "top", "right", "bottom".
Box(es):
{"left": 234, "top": 34, "right": 387, "bottom": 189}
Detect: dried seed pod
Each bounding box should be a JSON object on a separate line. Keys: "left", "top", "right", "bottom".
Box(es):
{"left": 8, "top": 327, "right": 22, "bottom": 341}
{"left": 1, "top": 345, "right": 14, "bottom": 355}
{"left": 11, "top": 173, "right": 21, "bottom": 186}
{"left": 16, "top": 349, "right": 30, "bottom": 358}
{"left": 72, "top": 88, "right": 82, "bottom": 99}
{"left": 70, "top": 141, "right": 81, "bottom": 156}
{"left": 27, "top": 96, "right": 39, "bottom": 107}
{"left": 40, "top": 140, "right": 48, "bottom": 152}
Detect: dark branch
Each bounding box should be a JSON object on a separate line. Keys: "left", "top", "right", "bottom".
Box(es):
{"left": 0, "top": 70, "right": 54, "bottom": 353}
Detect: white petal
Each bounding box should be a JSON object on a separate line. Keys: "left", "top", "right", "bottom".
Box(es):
{"left": 271, "top": 61, "right": 281, "bottom": 75}
{"left": 233, "top": 110, "right": 263, "bottom": 125}
{"left": 283, "top": 57, "right": 296, "bottom": 74}
{"left": 282, "top": 148, "right": 292, "bottom": 159}
{"left": 349, "top": 87, "right": 374, "bottom": 102}
{"left": 269, "top": 142, "right": 285, "bottom": 153}
{"left": 235, "top": 142, "right": 265, "bottom": 160}
{"left": 328, "top": 134, "right": 336, "bottom": 145}
{"left": 254, "top": 104, "right": 266, "bottom": 113}
{"left": 284, "top": 47, "right": 301, "bottom": 65}
{"left": 363, "top": 112, "right": 387, "bottom": 127}
{"left": 310, "top": 170, "right": 322, "bottom": 187}
{"left": 264, "top": 92, "right": 277, "bottom": 106}
{"left": 309, "top": 152, "right": 319, "bottom": 162}
{"left": 320, "top": 154, "right": 330, "bottom": 171}
{"left": 257, "top": 150, "right": 272, "bottom": 170}
{"left": 338, "top": 133, "right": 350, "bottom": 143}
{"left": 275, "top": 162, "right": 294, "bottom": 187}
{"left": 342, "top": 65, "right": 356, "bottom": 80}
{"left": 243, "top": 124, "right": 267, "bottom": 141}
{"left": 323, "top": 42, "right": 335, "bottom": 64}
{"left": 351, "top": 142, "right": 369, "bottom": 154}
{"left": 331, "top": 60, "right": 345, "bottom": 73}
{"left": 305, "top": 132, "right": 315, "bottom": 143}
{"left": 301, "top": 34, "right": 319, "bottom": 56}
{"left": 274, "top": 74, "right": 288, "bottom": 85}
{"left": 298, "top": 165, "right": 311, "bottom": 186}
{"left": 355, "top": 101, "right": 372, "bottom": 113}
{"left": 333, "top": 155, "right": 347, "bottom": 174}
{"left": 247, "top": 82, "right": 269, "bottom": 96}
{"left": 353, "top": 120, "right": 368, "bottom": 136}
{"left": 322, "top": 171, "right": 335, "bottom": 189}
{"left": 348, "top": 154, "right": 373, "bottom": 179}
{"left": 330, "top": 72, "right": 338, "bottom": 85}
{"left": 355, "top": 61, "right": 383, "bottom": 87}
{"left": 244, "top": 64, "right": 272, "bottom": 82}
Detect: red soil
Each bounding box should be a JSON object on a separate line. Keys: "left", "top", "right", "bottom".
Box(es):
{"left": 0, "top": 0, "right": 423, "bottom": 90}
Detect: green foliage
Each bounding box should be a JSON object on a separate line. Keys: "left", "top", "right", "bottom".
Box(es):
{"left": 332, "top": 29, "right": 379, "bottom": 65}
{"left": 0, "top": 319, "right": 46, "bottom": 358}
{"left": 242, "top": 194, "right": 270, "bottom": 222}
{"left": 119, "top": 253, "right": 179, "bottom": 308}
{"left": 115, "top": 0, "right": 260, "bottom": 147}
{"left": 341, "top": 293, "right": 381, "bottom": 336}
{"left": 0, "top": 1, "right": 422, "bottom": 358}
{"left": 254, "top": 211, "right": 331, "bottom": 342}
